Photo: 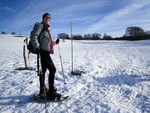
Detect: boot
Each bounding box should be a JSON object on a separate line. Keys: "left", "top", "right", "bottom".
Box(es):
{"left": 38, "top": 86, "right": 48, "bottom": 97}
{"left": 46, "top": 88, "right": 61, "bottom": 100}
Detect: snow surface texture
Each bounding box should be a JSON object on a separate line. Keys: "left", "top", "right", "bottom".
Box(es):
{"left": 0, "top": 35, "right": 150, "bottom": 113}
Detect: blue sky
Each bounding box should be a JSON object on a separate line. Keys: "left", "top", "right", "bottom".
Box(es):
{"left": 0, "top": 0, "right": 150, "bottom": 38}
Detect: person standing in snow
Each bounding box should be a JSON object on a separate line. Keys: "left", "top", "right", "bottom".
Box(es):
{"left": 30, "top": 13, "right": 61, "bottom": 100}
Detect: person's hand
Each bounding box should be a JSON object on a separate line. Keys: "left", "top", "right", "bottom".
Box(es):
{"left": 56, "top": 39, "right": 59, "bottom": 44}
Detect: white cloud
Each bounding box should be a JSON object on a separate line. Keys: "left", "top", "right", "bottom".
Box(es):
{"left": 84, "top": 0, "right": 150, "bottom": 37}
{"left": 54, "top": 0, "right": 107, "bottom": 15}
{"left": 0, "top": 6, "right": 15, "bottom": 12}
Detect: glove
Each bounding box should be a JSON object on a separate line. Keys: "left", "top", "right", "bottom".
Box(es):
{"left": 56, "top": 39, "right": 59, "bottom": 44}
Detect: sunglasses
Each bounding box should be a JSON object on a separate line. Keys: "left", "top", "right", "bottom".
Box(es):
{"left": 46, "top": 16, "right": 51, "bottom": 19}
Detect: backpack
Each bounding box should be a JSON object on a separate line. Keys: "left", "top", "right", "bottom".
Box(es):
{"left": 27, "top": 40, "right": 37, "bottom": 54}
{"left": 27, "top": 22, "right": 44, "bottom": 54}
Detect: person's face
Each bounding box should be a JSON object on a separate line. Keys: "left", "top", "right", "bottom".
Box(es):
{"left": 44, "top": 16, "right": 51, "bottom": 24}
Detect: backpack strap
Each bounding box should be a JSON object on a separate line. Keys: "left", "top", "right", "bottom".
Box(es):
{"left": 37, "top": 22, "right": 49, "bottom": 40}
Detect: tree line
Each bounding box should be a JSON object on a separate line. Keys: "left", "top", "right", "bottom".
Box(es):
{"left": 58, "top": 26, "right": 150, "bottom": 41}
{"left": 1, "top": 31, "right": 17, "bottom": 35}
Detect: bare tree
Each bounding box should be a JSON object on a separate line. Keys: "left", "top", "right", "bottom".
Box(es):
{"left": 103, "top": 33, "right": 112, "bottom": 40}
{"left": 57, "top": 33, "right": 69, "bottom": 40}
{"left": 92, "top": 33, "right": 101, "bottom": 40}
{"left": 126, "top": 26, "right": 144, "bottom": 36}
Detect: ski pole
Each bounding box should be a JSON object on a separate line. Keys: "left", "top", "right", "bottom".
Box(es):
{"left": 37, "top": 53, "right": 40, "bottom": 76}
{"left": 58, "top": 43, "right": 66, "bottom": 84}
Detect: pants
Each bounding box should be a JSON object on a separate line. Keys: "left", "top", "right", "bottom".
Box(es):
{"left": 39, "top": 51, "right": 56, "bottom": 91}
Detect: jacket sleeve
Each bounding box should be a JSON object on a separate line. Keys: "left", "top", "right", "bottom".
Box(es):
{"left": 30, "top": 23, "right": 43, "bottom": 49}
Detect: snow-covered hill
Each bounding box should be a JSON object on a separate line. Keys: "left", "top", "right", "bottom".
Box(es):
{"left": 0, "top": 35, "right": 150, "bottom": 113}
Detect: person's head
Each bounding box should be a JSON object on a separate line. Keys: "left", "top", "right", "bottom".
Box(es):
{"left": 42, "top": 13, "right": 51, "bottom": 24}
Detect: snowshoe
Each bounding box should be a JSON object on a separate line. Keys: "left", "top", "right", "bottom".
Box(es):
{"left": 31, "top": 93, "right": 68, "bottom": 102}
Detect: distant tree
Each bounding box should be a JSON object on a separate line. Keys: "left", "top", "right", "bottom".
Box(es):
{"left": 92, "top": 33, "right": 101, "bottom": 40}
{"left": 124, "top": 26, "right": 148, "bottom": 40}
{"left": 11, "top": 32, "right": 16, "bottom": 35}
{"left": 83, "top": 34, "right": 92, "bottom": 39}
{"left": 57, "top": 33, "right": 70, "bottom": 41}
{"left": 83, "top": 34, "right": 88, "bottom": 39}
{"left": 103, "top": 33, "right": 112, "bottom": 40}
{"left": 73, "top": 34, "right": 82, "bottom": 40}
{"left": 1, "top": 31, "right": 6, "bottom": 34}
{"left": 125, "top": 26, "right": 144, "bottom": 37}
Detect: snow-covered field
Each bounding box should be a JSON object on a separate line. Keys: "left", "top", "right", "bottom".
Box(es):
{"left": 0, "top": 34, "right": 150, "bottom": 113}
